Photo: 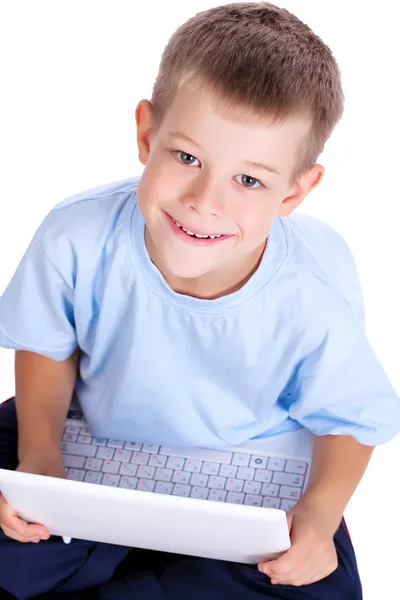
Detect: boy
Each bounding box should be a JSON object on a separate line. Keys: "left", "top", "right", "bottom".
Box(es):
{"left": 0, "top": 2, "right": 399, "bottom": 598}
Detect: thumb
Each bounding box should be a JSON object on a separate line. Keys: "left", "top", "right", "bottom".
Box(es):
{"left": 259, "top": 514, "right": 302, "bottom": 574}
{"left": 259, "top": 557, "right": 280, "bottom": 576}
{"left": 1, "top": 497, "right": 28, "bottom": 535}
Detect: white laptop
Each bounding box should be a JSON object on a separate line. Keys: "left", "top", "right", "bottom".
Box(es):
{"left": 0, "top": 408, "right": 314, "bottom": 564}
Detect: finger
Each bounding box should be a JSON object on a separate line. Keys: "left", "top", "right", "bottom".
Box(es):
{"left": 8, "top": 514, "right": 50, "bottom": 539}
{"left": 1, "top": 523, "right": 41, "bottom": 543}
{"left": 272, "top": 559, "right": 337, "bottom": 587}
{"left": 1, "top": 503, "right": 49, "bottom": 539}
{"left": 260, "top": 551, "right": 298, "bottom": 576}
{"left": 260, "top": 545, "right": 311, "bottom": 580}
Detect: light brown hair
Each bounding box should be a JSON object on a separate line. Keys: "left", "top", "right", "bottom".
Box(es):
{"left": 151, "top": 2, "right": 344, "bottom": 184}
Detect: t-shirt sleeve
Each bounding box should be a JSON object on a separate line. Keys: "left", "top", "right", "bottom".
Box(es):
{"left": 287, "top": 304, "right": 400, "bottom": 446}
{"left": 0, "top": 215, "right": 77, "bottom": 361}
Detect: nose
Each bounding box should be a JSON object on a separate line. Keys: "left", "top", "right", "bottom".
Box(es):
{"left": 181, "top": 173, "right": 223, "bottom": 217}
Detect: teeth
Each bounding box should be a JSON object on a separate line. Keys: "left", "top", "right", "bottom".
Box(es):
{"left": 173, "top": 218, "right": 223, "bottom": 239}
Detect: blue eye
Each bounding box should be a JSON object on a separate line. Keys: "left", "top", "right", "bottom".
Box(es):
{"left": 235, "top": 174, "right": 262, "bottom": 189}
{"left": 175, "top": 151, "right": 200, "bottom": 166}
{"left": 173, "top": 151, "right": 262, "bottom": 189}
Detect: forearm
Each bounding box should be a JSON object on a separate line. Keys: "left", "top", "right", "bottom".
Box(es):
{"left": 297, "top": 434, "right": 374, "bottom": 531}
{"left": 15, "top": 349, "right": 79, "bottom": 461}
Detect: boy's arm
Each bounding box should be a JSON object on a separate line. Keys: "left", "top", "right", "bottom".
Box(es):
{"left": 258, "top": 435, "right": 374, "bottom": 585}
{"left": 0, "top": 349, "right": 79, "bottom": 543}
{"left": 15, "top": 349, "right": 79, "bottom": 462}
{"left": 296, "top": 434, "right": 374, "bottom": 533}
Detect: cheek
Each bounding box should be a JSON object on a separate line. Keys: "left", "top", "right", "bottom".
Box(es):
{"left": 143, "top": 154, "right": 180, "bottom": 202}
{"left": 236, "top": 205, "right": 276, "bottom": 245}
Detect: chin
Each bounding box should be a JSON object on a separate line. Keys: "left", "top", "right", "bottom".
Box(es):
{"left": 164, "top": 262, "right": 212, "bottom": 281}
{"left": 159, "top": 251, "right": 214, "bottom": 280}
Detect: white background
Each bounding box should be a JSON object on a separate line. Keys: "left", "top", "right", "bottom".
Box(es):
{"left": 0, "top": 1, "right": 399, "bottom": 596}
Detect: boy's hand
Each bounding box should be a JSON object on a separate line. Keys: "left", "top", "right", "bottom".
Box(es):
{"left": 258, "top": 502, "right": 339, "bottom": 586}
{"left": 0, "top": 453, "right": 66, "bottom": 543}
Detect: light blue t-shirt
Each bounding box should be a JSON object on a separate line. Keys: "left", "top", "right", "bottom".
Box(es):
{"left": 0, "top": 176, "right": 399, "bottom": 448}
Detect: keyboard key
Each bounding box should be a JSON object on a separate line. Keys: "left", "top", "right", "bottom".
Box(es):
{"left": 141, "top": 444, "right": 160, "bottom": 454}
{"left": 96, "top": 446, "right": 115, "bottom": 460}
{"left": 279, "top": 486, "right": 301, "bottom": 500}
{"left": 154, "top": 468, "right": 173, "bottom": 482}
{"left": 160, "top": 447, "right": 232, "bottom": 465}
{"left": 155, "top": 481, "right": 173, "bottom": 495}
{"left": 103, "top": 474, "right": 120, "bottom": 487}
{"left": 92, "top": 437, "right": 107, "bottom": 446}
{"left": 261, "top": 483, "right": 280, "bottom": 497}
{"left": 84, "top": 471, "right": 103, "bottom": 484}
{"left": 137, "top": 466, "right": 156, "bottom": 479}
{"left": 68, "top": 469, "right": 85, "bottom": 481}
{"left": 63, "top": 454, "right": 85, "bottom": 469}
{"left": 61, "top": 442, "right": 97, "bottom": 458}
{"left": 267, "top": 458, "right": 285, "bottom": 472}
{"left": 102, "top": 460, "right": 120, "bottom": 474}
{"left": 219, "top": 464, "right": 237, "bottom": 478}
{"left": 137, "top": 479, "right": 156, "bottom": 492}
{"left": 125, "top": 442, "right": 142, "bottom": 451}
{"left": 80, "top": 427, "right": 92, "bottom": 436}
{"left": 262, "top": 497, "right": 281, "bottom": 509}
{"left": 119, "top": 463, "right": 138, "bottom": 477}
{"left": 149, "top": 454, "right": 167, "bottom": 468}
{"left": 190, "top": 473, "right": 208, "bottom": 487}
{"left": 243, "top": 481, "right": 261, "bottom": 494}
{"left": 236, "top": 466, "right": 255, "bottom": 481}
{"left": 65, "top": 425, "right": 81, "bottom": 434}
{"left": 209, "top": 489, "right": 227, "bottom": 502}
{"left": 245, "top": 494, "right": 263, "bottom": 507}
{"left": 226, "top": 492, "right": 245, "bottom": 504}
{"left": 166, "top": 456, "right": 185, "bottom": 470}
{"left": 272, "top": 472, "right": 304, "bottom": 487}
{"left": 114, "top": 449, "right": 133, "bottom": 463}
{"left": 172, "top": 471, "right": 191, "bottom": 484}
{"left": 281, "top": 499, "right": 296, "bottom": 511}
{"left": 84, "top": 458, "right": 103, "bottom": 471}
{"left": 191, "top": 487, "right": 209, "bottom": 500}
{"left": 285, "top": 460, "right": 307, "bottom": 475}
{"left": 107, "top": 440, "right": 124, "bottom": 449}
{"left": 254, "top": 469, "right": 272, "bottom": 483}
{"left": 249, "top": 456, "right": 268, "bottom": 469}
{"left": 172, "top": 484, "right": 191, "bottom": 497}
{"left": 226, "top": 478, "right": 244, "bottom": 492}
{"left": 232, "top": 453, "right": 250, "bottom": 467}
{"left": 63, "top": 433, "right": 77, "bottom": 442}
{"left": 130, "top": 452, "right": 150, "bottom": 466}
{"left": 201, "top": 462, "right": 219, "bottom": 476}
{"left": 120, "top": 476, "right": 138, "bottom": 490}
{"left": 184, "top": 459, "right": 202, "bottom": 473}
{"left": 208, "top": 476, "right": 226, "bottom": 490}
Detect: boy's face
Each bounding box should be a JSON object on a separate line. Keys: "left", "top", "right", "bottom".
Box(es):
{"left": 135, "top": 85, "right": 323, "bottom": 297}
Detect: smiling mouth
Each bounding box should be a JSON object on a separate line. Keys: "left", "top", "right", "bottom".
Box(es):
{"left": 171, "top": 217, "right": 224, "bottom": 239}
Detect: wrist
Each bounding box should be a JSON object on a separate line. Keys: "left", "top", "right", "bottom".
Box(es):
{"left": 295, "top": 491, "right": 344, "bottom": 534}
{"left": 18, "top": 440, "right": 63, "bottom": 465}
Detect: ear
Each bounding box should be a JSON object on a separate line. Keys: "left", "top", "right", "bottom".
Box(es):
{"left": 135, "top": 100, "right": 154, "bottom": 166}
{"left": 278, "top": 164, "right": 325, "bottom": 217}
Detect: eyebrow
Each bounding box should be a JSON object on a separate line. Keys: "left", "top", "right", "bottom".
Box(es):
{"left": 168, "top": 131, "right": 280, "bottom": 176}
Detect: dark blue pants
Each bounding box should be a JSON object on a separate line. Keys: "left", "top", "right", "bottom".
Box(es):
{"left": 0, "top": 398, "right": 363, "bottom": 599}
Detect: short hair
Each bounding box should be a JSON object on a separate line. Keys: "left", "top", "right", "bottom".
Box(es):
{"left": 151, "top": 2, "right": 344, "bottom": 184}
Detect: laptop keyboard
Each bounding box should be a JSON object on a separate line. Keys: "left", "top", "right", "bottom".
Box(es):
{"left": 62, "top": 410, "right": 309, "bottom": 512}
